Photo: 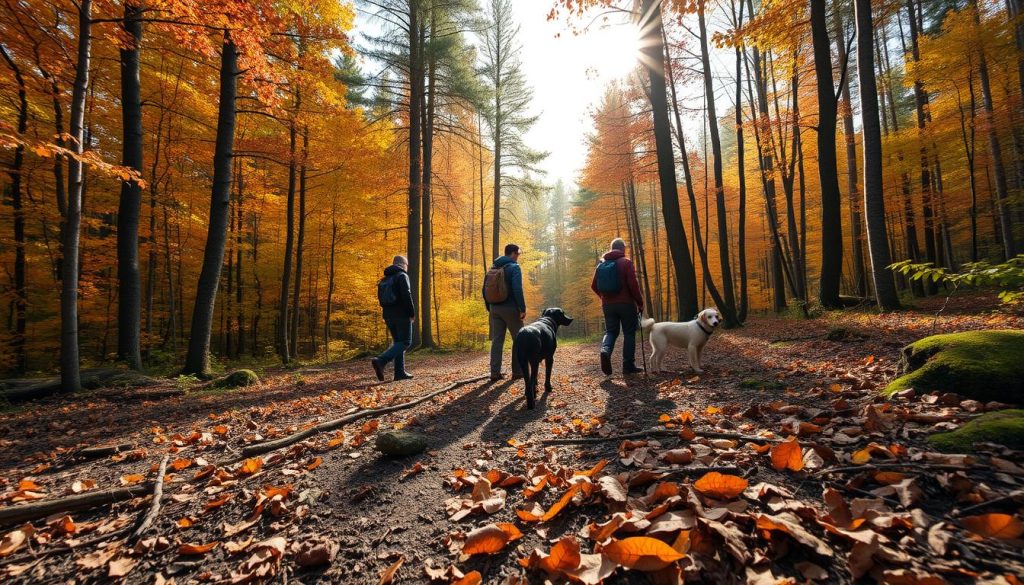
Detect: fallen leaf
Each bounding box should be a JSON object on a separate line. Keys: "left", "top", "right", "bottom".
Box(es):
{"left": 770, "top": 438, "right": 803, "bottom": 472}
{"left": 540, "top": 536, "right": 581, "bottom": 574}
{"left": 120, "top": 474, "right": 145, "bottom": 485}
{"left": 237, "top": 458, "right": 263, "bottom": 476}
{"left": 452, "top": 571, "right": 482, "bottom": 585}
{"left": 602, "top": 536, "right": 685, "bottom": 571}
{"left": 108, "top": 556, "right": 137, "bottom": 578}
{"left": 960, "top": 513, "right": 1024, "bottom": 540}
{"left": 693, "top": 472, "right": 748, "bottom": 499}
{"left": 462, "top": 523, "right": 523, "bottom": 555}
{"left": 379, "top": 555, "right": 404, "bottom": 585}
{"left": 0, "top": 525, "right": 32, "bottom": 557}
{"left": 178, "top": 541, "right": 219, "bottom": 555}
{"left": 306, "top": 457, "right": 323, "bottom": 471}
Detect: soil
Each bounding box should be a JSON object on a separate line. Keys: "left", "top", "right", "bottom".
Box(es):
{"left": 1, "top": 295, "right": 1023, "bottom": 584}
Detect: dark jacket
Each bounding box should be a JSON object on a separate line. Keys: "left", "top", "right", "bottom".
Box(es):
{"left": 483, "top": 255, "right": 526, "bottom": 313}
{"left": 381, "top": 264, "right": 415, "bottom": 320}
{"left": 591, "top": 249, "right": 644, "bottom": 311}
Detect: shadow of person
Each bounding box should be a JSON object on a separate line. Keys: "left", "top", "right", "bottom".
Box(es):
{"left": 599, "top": 375, "right": 673, "bottom": 433}
{"left": 477, "top": 382, "right": 550, "bottom": 445}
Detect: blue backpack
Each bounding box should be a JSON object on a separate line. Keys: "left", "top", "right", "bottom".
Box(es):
{"left": 595, "top": 259, "right": 622, "bottom": 293}
{"left": 378, "top": 274, "right": 399, "bottom": 307}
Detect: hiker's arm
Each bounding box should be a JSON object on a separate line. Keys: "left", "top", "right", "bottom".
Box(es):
{"left": 590, "top": 267, "right": 599, "bottom": 296}
{"left": 627, "top": 261, "right": 643, "bottom": 312}
{"left": 511, "top": 264, "right": 526, "bottom": 312}
{"left": 402, "top": 274, "right": 416, "bottom": 319}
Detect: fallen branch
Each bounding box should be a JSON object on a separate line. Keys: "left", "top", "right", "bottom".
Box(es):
{"left": 0, "top": 483, "right": 154, "bottom": 527}
{"left": 540, "top": 429, "right": 778, "bottom": 446}
{"left": 75, "top": 443, "right": 135, "bottom": 460}
{"left": 813, "top": 462, "right": 1005, "bottom": 476}
{"left": 652, "top": 466, "right": 743, "bottom": 476}
{"left": 225, "top": 374, "right": 491, "bottom": 463}
{"left": 129, "top": 454, "right": 169, "bottom": 543}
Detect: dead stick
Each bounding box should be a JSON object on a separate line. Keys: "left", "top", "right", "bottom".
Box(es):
{"left": 0, "top": 483, "right": 154, "bottom": 527}
{"left": 129, "top": 454, "right": 169, "bottom": 542}
{"left": 541, "top": 429, "right": 777, "bottom": 446}
{"left": 813, "top": 463, "right": 1024, "bottom": 476}
{"left": 225, "top": 374, "right": 491, "bottom": 463}
{"left": 653, "top": 466, "right": 743, "bottom": 476}
{"left": 76, "top": 443, "right": 135, "bottom": 460}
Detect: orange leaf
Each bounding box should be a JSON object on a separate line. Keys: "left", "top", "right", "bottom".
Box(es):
{"left": 361, "top": 420, "right": 379, "bottom": 434}
{"left": 576, "top": 459, "right": 608, "bottom": 478}
{"left": 170, "top": 458, "right": 193, "bottom": 472}
{"left": 462, "top": 523, "right": 523, "bottom": 555}
{"left": 749, "top": 443, "right": 771, "bottom": 454}
{"left": 961, "top": 514, "right": 1024, "bottom": 540}
{"left": 238, "top": 457, "right": 263, "bottom": 476}
{"left": 120, "top": 474, "right": 145, "bottom": 486}
{"left": 540, "top": 536, "right": 581, "bottom": 573}
{"left": 213, "top": 425, "right": 229, "bottom": 435}
{"left": 770, "top": 438, "right": 804, "bottom": 472}
{"left": 177, "top": 518, "right": 194, "bottom": 529}
{"left": 692, "top": 472, "right": 748, "bottom": 499}
{"left": 851, "top": 448, "right": 872, "bottom": 465}
{"left": 17, "top": 479, "right": 41, "bottom": 491}
{"left": 306, "top": 457, "right": 322, "bottom": 471}
{"left": 178, "top": 541, "right": 219, "bottom": 555}
{"left": 603, "top": 536, "right": 685, "bottom": 571}
{"left": 204, "top": 493, "right": 232, "bottom": 512}
{"left": 873, "top": 471, "right": 906, "bottom": 485}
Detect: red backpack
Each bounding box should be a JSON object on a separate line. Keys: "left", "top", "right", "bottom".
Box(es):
{"left": 483, "top": 266, "right": 509, "bottom": 303}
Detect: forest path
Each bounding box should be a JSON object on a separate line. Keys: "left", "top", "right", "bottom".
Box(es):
{"left": 2, "top": 297, "right": 1023, "bottom": 583}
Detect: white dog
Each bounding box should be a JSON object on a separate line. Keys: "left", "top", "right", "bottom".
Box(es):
{"left": 640, "top": 308, "right": 721, "bottom": 374}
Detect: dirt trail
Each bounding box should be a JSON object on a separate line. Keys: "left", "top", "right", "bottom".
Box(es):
{"left": 1, "top": 300, "right": 1022, "bottom": 583}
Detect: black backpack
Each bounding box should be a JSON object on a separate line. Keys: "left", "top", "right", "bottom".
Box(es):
{"left": 378, "top": 274, "right": 400, "bottom": 307}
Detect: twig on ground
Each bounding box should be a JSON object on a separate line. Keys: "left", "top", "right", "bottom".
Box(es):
{"left": 812, "top": 462, "right": 1020, "bottom": 476}
{"left": 225, "top": 374, "right": 490, "bottom": 462}
{"left": 129, "top": 454, "right": 169, "bottom": 543}
{"left": 653, "top": 466, "right": 743, "bottom": 477}
{"left": 0, "top": 483, "right": 154, "bottom": 527}
{"left": 540, "top": 428, "right": 777, "bottom": 446}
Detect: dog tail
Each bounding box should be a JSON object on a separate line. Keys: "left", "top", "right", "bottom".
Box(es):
{"left": 640, "top": 318, "right": 655, "bottom": 336}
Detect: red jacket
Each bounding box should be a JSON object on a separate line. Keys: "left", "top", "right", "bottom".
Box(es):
{"left": 591, "top": 249, "right": 644, "bottom": 311}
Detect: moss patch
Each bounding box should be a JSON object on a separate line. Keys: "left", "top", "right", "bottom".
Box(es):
{"left": 211, "top": 369, "right": 260, "bottom": 389}
{"left": 882, "top": 330, "right": 1024, "bottom": 403}
{"left": 739, "top": 378, "right": 785, "bottom": 391}
{"left": 928, "top": 409, "right": 1024, "bottom": 452}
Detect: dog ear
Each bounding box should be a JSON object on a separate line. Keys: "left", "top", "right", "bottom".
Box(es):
{"left": 560, "top": 314, "right": 574, "bottom": 326}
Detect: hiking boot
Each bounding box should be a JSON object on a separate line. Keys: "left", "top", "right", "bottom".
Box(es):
{"left": 511, "top": 373, "right": 524, "bottom": 381}
{"left": 395, "top": 372, "right": 414, "bottom": 381}
{"left": 600, "top": 352, "right": 612, "bottom": 376}
{"left": 623, "top": 365, "right": 644, "bottom": 375}
{"left": 489, "top": 372, "right": 505, "bottom": 382}
{"left": 370, "top": 358, "right": 385, "bottom": 382}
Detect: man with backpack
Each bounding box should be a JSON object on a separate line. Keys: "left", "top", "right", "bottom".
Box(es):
{"left": 483, "top": 243, "right": 526, "bottom": 381}
{"left": 591, "top": 238, "right": 644, "bottom": 376}
{"left": 371, "top": 255, "right": 415, "bottom": 382}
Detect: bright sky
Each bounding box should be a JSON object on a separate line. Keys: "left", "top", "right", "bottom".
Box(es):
{"left": 508, "top": 0, "right": 642, "bottom": 186}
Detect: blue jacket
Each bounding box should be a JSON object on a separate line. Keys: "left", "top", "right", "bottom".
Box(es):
{"left": 483, "top": 255, "right": 526, "bottom": 313}
{"left": 381, "top": 264, "right": 415, "bottom": 320}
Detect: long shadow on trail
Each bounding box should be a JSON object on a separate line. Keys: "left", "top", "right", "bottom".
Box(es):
{"left": 336, "top": 377, "right": 531, "bottom": 491}
{"left": 600, "top": 376, "right": 673, "bottom": 433}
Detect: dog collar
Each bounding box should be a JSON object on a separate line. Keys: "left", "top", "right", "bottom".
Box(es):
{"left": 697, "top": 322, "right": 714, "bottom": 336}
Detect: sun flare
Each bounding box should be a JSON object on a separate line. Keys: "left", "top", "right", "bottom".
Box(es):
{"left": 581, "top": 22, "right": 643, "bottom": 80}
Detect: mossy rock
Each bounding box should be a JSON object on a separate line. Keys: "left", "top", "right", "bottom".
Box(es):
{"left": 211, "top": 369, "right": 260, "bottom": 389}
{"left": 928, "top": 409, "right": 1024, "bottom": 452}
{"left": 882, "top": 330, "right": 1024, "bottom": 403}
{"left": 375, "top": 430, "right": 428, "bottom": 457}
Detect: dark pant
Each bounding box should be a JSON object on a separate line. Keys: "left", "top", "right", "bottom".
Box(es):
{"left": 489, "top": 305, "right": 524, "bottom": 376}
{"left": 601, "top": 303, "right": 638, "bottom": 368}
{"left": 378, "top": 317, "right": 412, "bottom": 375}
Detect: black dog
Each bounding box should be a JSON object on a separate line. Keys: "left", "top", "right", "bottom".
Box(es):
{"left": 512, "top": 308, "right": 573, "bottom": 409}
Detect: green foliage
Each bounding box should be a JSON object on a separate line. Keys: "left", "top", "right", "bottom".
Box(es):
{"left": 889, "top": 256, "right": 1024, "bottom": 304}
{"left": 928, "top": 409, "right": 1024, "bottom": 452}
{"left": 174, "top": 374, "right": 201, "bottom": 393}
{"left": 883, "top": 330, "right": 1024, "bottom": 402}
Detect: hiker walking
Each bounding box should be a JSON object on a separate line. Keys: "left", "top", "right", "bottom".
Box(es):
{"left": 371, "top": 255, "right": 415, "bottom": 381}
{"left": 483, "top": 243, "right": 526, "bottom": 381}
{"left": 591, "top": 238, "right": 644, "bottom": 376}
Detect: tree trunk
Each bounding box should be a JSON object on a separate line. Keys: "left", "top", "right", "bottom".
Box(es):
{"left": 835, "top": 8, "right": 867, "bottom": 298}
{"left": 644, "top": 0, "right": 698, "bottom": 319}
{"left": 290, "top": 129, "right": 307, "bottom": 359}
{"left": 117, "top": 1, "right": 144, "bottom": 370}
{"left": 182, "top": 32, "right": 237, "bottom": 376}
{"left": 60, "top": 0, "right": 92, "bottom": 392}
{"left": 408, "top": 2, "right": 423, "bottom": 347}
{"left": 235, "top": 166, "right": 245, "bottom": 357}
{"left": 697, "top": 1, "right": 739, "bottom": 326}
{"left": 0, "top": 45, "right": 28, "bottom": 373}
{"left": 810, "top": 0, "right": 844, "bottom": 308}
{"left": 854, "top": 0, "right": 901, "bottom": 310}
{"left": 732, "top": 0, "right": 749, "bottom": 322}
{"left": 324, "top": 212, "right": 337, "bottom": 360}
{"left": 421, "top": 14, "right": 436, "bottom": 348}
{"left": 972, "top": 0, "right": 1017, "bottom": 258}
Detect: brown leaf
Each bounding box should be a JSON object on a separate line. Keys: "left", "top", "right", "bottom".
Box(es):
{"left": 108, "top": 556, "right": 137, "bottom": 578}
{"left": 540, "top": 536, "right": 581, "bottom": 574}
{"left": 961, "top": 513, "right": 1024, "bottom": 540}
{"left": 452, "top": 571, "right": 482, "bottom": 585}
{"left": 0, "top": 525, "right": 32, "bottom": 557}
{"left": 602, "top": 536, "right": 685, "bottom": 571}
{"left": 293, "top": 538, "right": 338, "bottom": 567}
{"left": 378, "top": 555, "right": 404, "bottom": 585}
{"left": 770, "top": 438, "right": 803, "bottom": 472}
{"left": 237, "top": 458, "right": 263, "bottom": 476}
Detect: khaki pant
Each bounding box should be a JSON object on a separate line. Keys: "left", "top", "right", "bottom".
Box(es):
{"left": 488, "top": 305, "right": 524, "bottom": 376}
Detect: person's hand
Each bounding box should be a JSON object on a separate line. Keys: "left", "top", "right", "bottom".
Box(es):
{"left": 410, "top": 317, "right": 415, "bottom": 322}
{"left": 519, "top": 312, "right": 526, "bottom": 320}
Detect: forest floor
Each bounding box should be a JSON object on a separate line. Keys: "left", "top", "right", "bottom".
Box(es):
{"left": 1, "top": 295, "right": 1023, "bottom": 584}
